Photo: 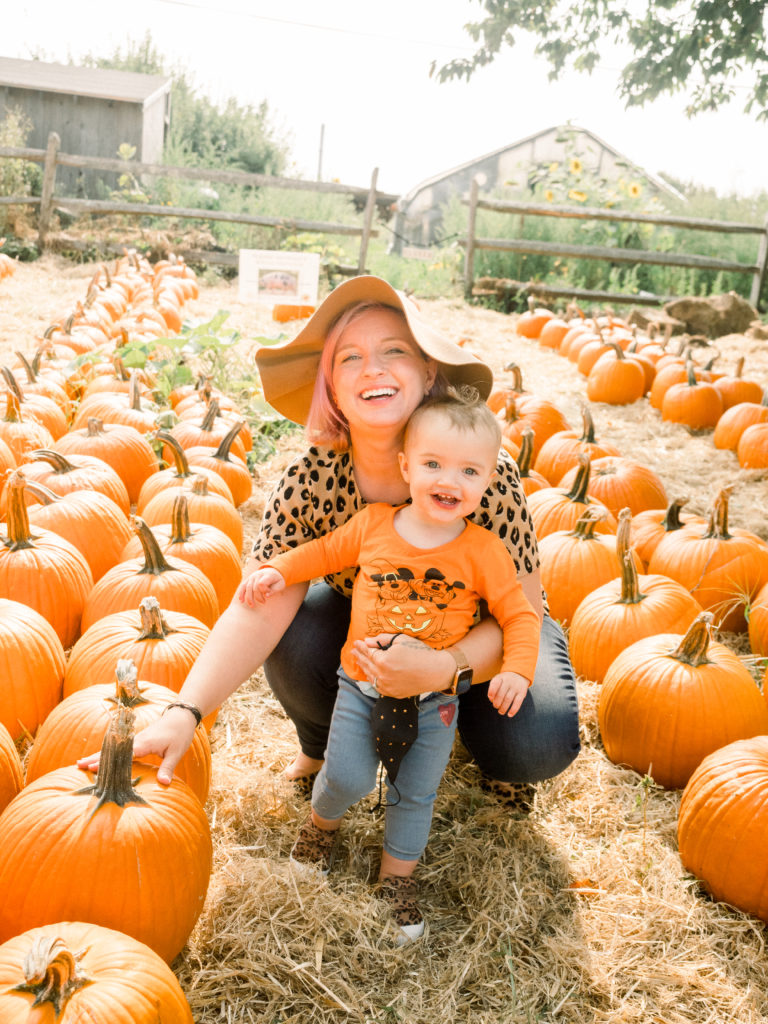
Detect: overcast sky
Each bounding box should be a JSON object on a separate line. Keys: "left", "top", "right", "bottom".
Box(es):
{"left": 8, "top": 0, "right": 768, "bottom": 200}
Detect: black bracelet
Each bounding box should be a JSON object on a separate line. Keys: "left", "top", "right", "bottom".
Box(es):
{"left": 163, "top": 701, "right": 203, "bottom": 728}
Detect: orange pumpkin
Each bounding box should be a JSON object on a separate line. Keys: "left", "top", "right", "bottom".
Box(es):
{"left": 0, "top": 721, "right": 22, "bottom": 814}
{"left": 556, "top": 455, "right": 667, "bottom": 519}
{"left": 0, "top": 923, "right": 194, "bottom": 1023}
{"left": 599, "top": 613, "right": 768, "bottom": 788}
{"left": 0, "top": 706, "right": 212, "bottom": 964}
{"left": 527, "top": 454, "right": 617, "bottom": 539}
{"left": 53, "top": 417, "right": 160, "bottom": 505}
{"left": 0, "top": 599, "right": 65, "bottom": 742}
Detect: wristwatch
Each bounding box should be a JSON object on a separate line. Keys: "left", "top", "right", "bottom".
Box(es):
{"left": 443, "top": 646, "right": 474, "bottom": 695}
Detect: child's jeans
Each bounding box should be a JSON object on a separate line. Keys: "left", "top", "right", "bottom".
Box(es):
{"left": 311, "top": 671, "right": 459, "bottom": 862}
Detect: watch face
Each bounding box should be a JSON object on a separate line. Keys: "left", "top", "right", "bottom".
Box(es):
{"left": 456, "top": 667, "right": 473, "bottom": 695}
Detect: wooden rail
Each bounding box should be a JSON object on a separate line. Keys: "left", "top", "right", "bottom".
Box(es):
{"left": 463, "top": 179, "right": 768, "bottom": 308}
{"left": 0, "top": 132, "right": 398, "bottom": 273}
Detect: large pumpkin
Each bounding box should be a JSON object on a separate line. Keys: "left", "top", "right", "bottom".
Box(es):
{"left": 0, "top": 706, "right": 212, "bottom": 964}
{"left": 0, "top": 599, "right": 66, "bottom": 741}
{"left": 0, "top": 922, "right": 194, "bottom": 1022}
{"left": 598, "top": 613, "right": 768, "bottom": 788}
{"left": 556, "top": 455, "right": 667, "bottom": 519}
{"left": 527, "top": 454, "right": 617, "bottom": 539}
{"left": 26, "top": 658, "right": 212, "bottom": 804}
{"left": 678, "top": 736, "right": 768, "bottom": 922}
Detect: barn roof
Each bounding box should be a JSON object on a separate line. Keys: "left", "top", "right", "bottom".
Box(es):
{"left": 399, "top": 124, "right": 684, "bottom": 203}
{"left": 0, "top": 56, "right": 171, "bottom": 108}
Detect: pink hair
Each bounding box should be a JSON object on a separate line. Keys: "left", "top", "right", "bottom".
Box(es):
{"left": 305, "top": 301, "right": 449, "bottom": 450}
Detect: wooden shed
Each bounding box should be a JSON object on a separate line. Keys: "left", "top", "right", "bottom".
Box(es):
{"left": 0, "top": 56, "right": 171, "bottom": 193}
{"left": 389, "top": 124, "right": 684, "bottom": 255}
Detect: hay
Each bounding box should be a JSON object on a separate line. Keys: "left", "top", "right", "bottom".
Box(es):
{"left": 3, "top": 259, "right": 768, "bottom": 1022}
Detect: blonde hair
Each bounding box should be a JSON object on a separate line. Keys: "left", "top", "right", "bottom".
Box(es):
{"left": 305, "top": 301, "right": 449, "bottom": 449}
{"left": 404, "top": 385, "right": 501, "bottom": 451}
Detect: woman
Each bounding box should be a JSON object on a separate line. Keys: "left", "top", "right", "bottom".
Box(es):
{"left": 110, "top": 276, "right": 580, "bottom": 802}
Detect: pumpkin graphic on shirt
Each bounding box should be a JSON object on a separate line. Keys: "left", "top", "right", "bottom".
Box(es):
{"left": 367, "top": 562, "right": 465, "bottom": 643}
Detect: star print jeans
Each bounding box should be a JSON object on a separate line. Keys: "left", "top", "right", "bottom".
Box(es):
{"left": 310, "top": 671, "right": 459, "bottom": 863}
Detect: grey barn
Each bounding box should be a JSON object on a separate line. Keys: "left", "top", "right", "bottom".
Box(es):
{"left": 0, "top": 56, "right": 171, "bottom": 193}
{"left": 389, "top": 124, "right": 683, "bottom": 255}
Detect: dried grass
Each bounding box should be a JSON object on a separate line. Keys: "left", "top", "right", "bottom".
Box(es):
{"left": 3, "top": 259, "right": 768, "bottom": 1023}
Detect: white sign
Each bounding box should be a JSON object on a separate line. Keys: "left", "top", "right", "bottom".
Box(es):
{"left": 238, "top": 249, "right": 320, "bottom": 306}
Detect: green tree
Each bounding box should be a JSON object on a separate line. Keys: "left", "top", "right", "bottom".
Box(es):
{"left": 80, "top": 33, "right": 288, "bottom": 174}
{"left": 432, "top": 1, "right": 768, "bottom": 119}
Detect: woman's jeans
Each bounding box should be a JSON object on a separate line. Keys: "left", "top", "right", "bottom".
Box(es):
{"left": 312, "top": 673, "right": 458, "bottom": 861}
{"left": 264, "top": 582, "right": 581, "bottom": 784}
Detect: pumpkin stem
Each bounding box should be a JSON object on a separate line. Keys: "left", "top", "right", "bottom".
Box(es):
{"left": 129, "top": 372, "right": 143, "bottom": 412}
{"left": 2, "top": 365, "right": 24, "bottom": 401}
{"left": 570, "top": 506, "right": 603, "bottom": 540}
{"left": 213, "top": 420, "right": 246, "bottom": 463}
{"left": 156, "top": 429, "right": 193, "bottom": 477}
{"left": 661, "top": 497, "right": 689, "bottom": 532}
{"left": 75, "top": 704, "right": 148, "bottom": 811}
{"left": 563, "top": 453, "right": 592, "bottom": 504}
{"left": 14, "top": 351, "right": 36, "bottom": 384}
{"left": 704, "top": 486, "right": 732, "bottom": 541}
{"left": 11, "top": 934, "right": 93, "bottom": 1014}
{"left": 170, "top": 493, "right": 193, "bottom": 544}
{"left": 200, "top": 398, "right": 220, "bottom": 432}
{"left": 669, "top": 612, "right": 715, "bottom": 666}
{"left": 3, "top": 471, "right": 35, "bottom": 551}
{"left": 579, "top": 405, "right": 597, "bottom": 444}
{"left": 190, "top": 475, "right": 210, "bottom": 497}
{"left": 503, "top": 364, "right": 525, "bottom": 393}
{"left": 109, "top": 658, "right": 151, "bottom": 710}
{"left": 28, "top": 449, "right": 75, "bottom": 474}
{"left": 85, "top": 417, "right": 107, "bottom": 438}
{"left": 131, "top": 516, "right": 177, "bottom": 575}
{"left": 19, "top": 479, "right": 58, "bottom": 506}
{"left": 137, "top": 595, "right": 178, "bottom": 639}
{"left": 515, "top": 428, "right": 535, "bottom": 477}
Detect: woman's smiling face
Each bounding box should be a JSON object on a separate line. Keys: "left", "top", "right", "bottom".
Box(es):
{"left": 331, "top": 308, "right": 436, "bottom": 439}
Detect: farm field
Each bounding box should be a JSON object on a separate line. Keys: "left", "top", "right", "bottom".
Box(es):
{"left": 2, "top": 255, "right": 768, "bottom": 1023}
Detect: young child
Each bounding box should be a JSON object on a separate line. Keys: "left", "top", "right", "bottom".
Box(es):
{"left": 238, "top": 387, "right": 540, "bottom": 942}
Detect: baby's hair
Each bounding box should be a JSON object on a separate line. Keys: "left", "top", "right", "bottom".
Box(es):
{"left": 404, "top": 384, "right": 502, "bottom": 451}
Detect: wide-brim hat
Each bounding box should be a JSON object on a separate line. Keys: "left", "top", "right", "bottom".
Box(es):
{"left": 254, "top": 275, "right": 493, "bottom": 424}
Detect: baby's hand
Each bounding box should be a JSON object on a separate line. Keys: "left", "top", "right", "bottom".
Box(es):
{"left": 487, "top": 671, "right": 529, "bottom": 717}
{"left": 237, "top": 567, "right": 286, "bottom": 606}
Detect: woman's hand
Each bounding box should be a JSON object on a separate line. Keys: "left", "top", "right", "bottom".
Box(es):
{"left": 76, "top": 706, "right": 198, "bottom": 786}
{"left": 352, "top": 633, "right": 454, "bottom": 698}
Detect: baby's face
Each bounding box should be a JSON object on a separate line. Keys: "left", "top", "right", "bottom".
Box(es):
{"left": 398, "top": 411, "right": 498, "bottom": 525}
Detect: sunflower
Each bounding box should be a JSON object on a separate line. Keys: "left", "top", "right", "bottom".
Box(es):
{"left": 568, "top": 189, "right": 588, "bottom": 202}
{"left": 569, "top": 157, "right": 583, "bottom": 174}
{"left": 628, "top": 181, "right": 642, "bottom": 198}
{"left": 549, "top": 162, "right": 559, "bottom": 173}
{"left": 544, "top": 189, "right": 555, "bottom": 202}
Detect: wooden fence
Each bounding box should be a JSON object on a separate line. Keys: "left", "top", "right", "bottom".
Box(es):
{"left": 0, "top": 131, "right": 399, "bottom": 273}
{"left": 462, "top": 178, "right": 768, "bottom": 308}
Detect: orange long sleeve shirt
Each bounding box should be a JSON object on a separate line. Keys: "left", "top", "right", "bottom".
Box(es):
{"left": 265, "top": 503, "right": 540, "bottom": 686}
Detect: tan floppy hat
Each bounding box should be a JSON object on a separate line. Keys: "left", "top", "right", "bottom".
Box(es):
{"left": 254, "top": 275, "right": 493, "bottom": 424}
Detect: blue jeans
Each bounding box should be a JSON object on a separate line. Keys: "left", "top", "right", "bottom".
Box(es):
{"left": 264, "top": 583, "right": 580, "bottom": 784}
{"left": 312, "top": 672, "right": 458, "bottom": 861}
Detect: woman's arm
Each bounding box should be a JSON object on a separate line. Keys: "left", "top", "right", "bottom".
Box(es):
{"left": 80, "top": 575, "right": 309, "bottom": 783}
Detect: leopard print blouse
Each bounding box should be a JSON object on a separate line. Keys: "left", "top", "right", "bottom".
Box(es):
{"left": 252, "top": 446, "right": 541, "bottom": 600}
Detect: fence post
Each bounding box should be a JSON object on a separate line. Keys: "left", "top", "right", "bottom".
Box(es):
{"left": 357, "top": 167, "right": 378, "bottom": 274}
{"left": 37, "top": 131, "right": 60, "bottom": 252}
{"left": 750, "top": 213, "right": 768, "bottom": 309}
{"left": 464, "top": 177, "right": 479, "bottom": 298}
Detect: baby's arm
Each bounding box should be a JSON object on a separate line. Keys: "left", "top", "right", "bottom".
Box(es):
{"left": 487, "top": 671, "right": 529, "bottom": 717}
{"left": 237, "top": 566, "right": 286, "bottom": 607}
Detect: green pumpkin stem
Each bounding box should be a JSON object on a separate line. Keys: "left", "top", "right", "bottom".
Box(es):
{"left": 137, "top": 595, "right": 178, "bottom": 640}
{"left": 11, "top": 935, "right": 93, "bottom": 1013}
{"left": 76, "top": 704, "right": 148, "bottom": 811}
{"left": 669, "top": 612, "right": 714, "bottom": 666}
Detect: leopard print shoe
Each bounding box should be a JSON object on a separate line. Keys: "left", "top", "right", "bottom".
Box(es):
{"left": 378, "top": 874, "right": 425, "bottom": 944}
{"left": 478, "top": 775, "right": 536, "bottom": 813}
{"left": 289, "top": 816, "right": 338, "bottom": 876}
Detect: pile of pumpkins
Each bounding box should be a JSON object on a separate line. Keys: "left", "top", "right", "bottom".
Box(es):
{"left": 514, "top": 299, "right": 768, "bottom": 471}
{"left": 0, "top": 252, "right": 251, "bottom": 1020}
{"left": 492, "top": 311, "right": 768, "bottom": 928}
